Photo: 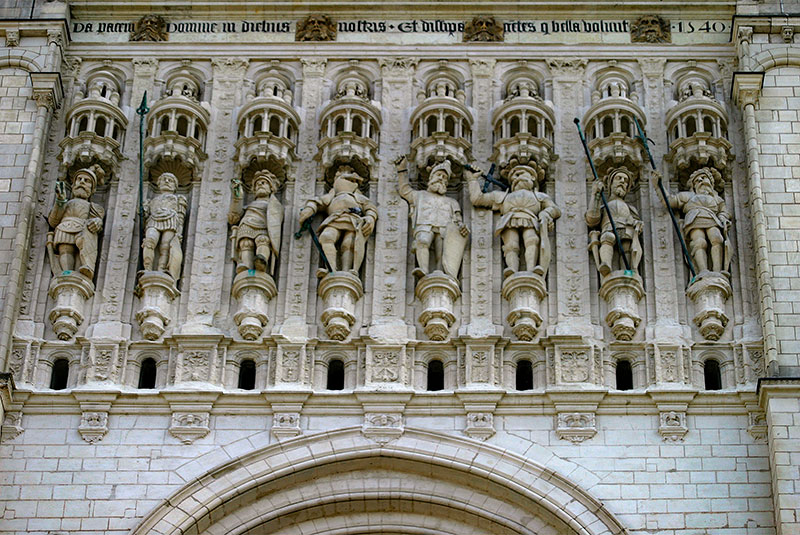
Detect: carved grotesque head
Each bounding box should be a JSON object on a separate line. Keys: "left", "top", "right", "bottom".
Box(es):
{"left": 464, "top": 16, "right": 504, "bottom": 42}
{"left": 130, "top": 14, "right": 168, "bottom": 42}
{"left": 156, "top": 172, "right": 178, "bottom": 193}
{"left": 296, "top": 15, "right": 336, "bottom": 42}
{"left": 631, "top": 15, "right": 670, "bottom": 44}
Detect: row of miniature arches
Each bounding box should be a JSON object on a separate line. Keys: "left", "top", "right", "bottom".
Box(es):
{"left": 47, "top": 356, "right": 725, "bottom": 392}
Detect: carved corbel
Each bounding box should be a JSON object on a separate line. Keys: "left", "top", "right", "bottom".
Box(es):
{"left": 556, "top": 412, "right": 597, "bottom": 444}
{"left": 356, "top": 392, "right": 411, "bottom": 445}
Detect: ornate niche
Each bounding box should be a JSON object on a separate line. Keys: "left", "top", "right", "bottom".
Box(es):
{"left": 59, "top": 68, "right": 128, "bottom": 176}
{"left": 491, "top": 68, "right": 555, "bottom": 172}
{"left": 665, "top": 70, "right": 734, "bottom": 340}
{"left": 144, "top": 67, "right": 210, "bottom": 184}
{"left": 410, "top": 62, "right": 474, "bottom": 173}
{"left": 234, "top": 66, "right": 300, "bottom": 178}
{"left": 582, "top": 65, "right": 646, "bottom": 173}
{"left": 317, "top": 66, "right": 381, "bottom": 180}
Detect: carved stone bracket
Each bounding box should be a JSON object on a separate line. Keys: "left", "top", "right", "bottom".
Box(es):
{"left": 136, "top": 271, "right": 180, "bottom": 341}
{"left": 163, "top": 391, "right": 219, "bottom": 445}
{"left": 232, "top": 271, "right": 278, "bottom": 341}
{"left": 747, "top": 411, "right": 767, "bottom": 442}
{"left": 457, "top": 391, "right": 503, "bottom": 441}
{"left": 0, "top": 374, "right": 22, "bottom": 442}
{"left": 318, "top": 272, "right": 364, "bottom": 341}
{"left": 501, "top": 272, "right": 547, "bottom": 341}
{"left": 48, "top": 272, "right": 95, "bottom": 341}
{"left": 78, "top": 410, "right": 109, "bottom": 443}
{"left": 269, "top": 391, "right": 310, "bottom": 440}
{"left": 30, "top": 72, "right": 64, "bottom": 110}
{"left": 658, "top": 411, "right": 688, "bottom": 442}
{"left": 649, "top": 389, "right": 695, "bottom": 443}
{"left": 598, "top": 271, "right": 644, "bottom": 341}
{"left": 556, "top": 412, "right": 598, "bottom": 444}
{"left": 415, "top": 272, "right": 460, "bottom": 341}
{"left": 1, "top": 410, "right": 24, "bottom": 442}
{"left": 686, "top": 272, "right": 732, "bottom": 340}
{"left": 356, "top": 392, "right": 411, "bottom": 445}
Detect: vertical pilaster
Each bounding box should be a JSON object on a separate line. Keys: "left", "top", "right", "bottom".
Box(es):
{"left": 368, "top": 58, "right": 417, "bottom": 342}
{"left": 638, "top": 58, "right": 683, "bottom": 340}
{"left": 183, "top": 58, "right": 248, "bottom": 332}
{"left": 548, "top": 59, "right": 592, "bottom": 336}
{"left": 279, "top": 58, "right": 326, "bottom": 340}
{"left": 465, "top": 59, "right": 498, "bottom": 337}
{"left": 90, "top": 58, "right": 158, "bottom": 338}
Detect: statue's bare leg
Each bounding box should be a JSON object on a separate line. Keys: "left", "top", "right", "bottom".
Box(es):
{"left": 142, "top": 227, "right": 160, "bottom": 271}
{"left": 433, "top": 232, "right": 444, "bottom": 273}
{"left": 341, "top": 231, "right": 355, "bottom": 271}
{"left": 522, "top": 228, "right": 540, "bottom": 275}
{"left": 599, "top": 231, "right": 615, "bottom": 276}
{"left": 57, "top": 244, "right": 76, "bottom": 272}
{"left": 501, "top": 229, "right": 520, "bottom": 277}
{"left": 413, "top": 230, "right": 433, "bottom": 277}
{"left": 157, "top": 230, "right": 176, "bottom": 271}
{"left": 689, "top": 228, "right": 708, "bottom": 272}
{"left": 318, "top": 227, "right": 340, "bottom": 272}
{"left": 238, "top": 238, "right": 255, "bottom": 272}
{"left": 707, "top": 227, "right": 724, "bottom": 273}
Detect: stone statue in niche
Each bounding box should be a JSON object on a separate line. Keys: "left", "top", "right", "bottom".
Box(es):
{"left": 586, "top": 167, "right": 642, "bottom": 276}
{"left": 228, "top": 170, "right": 283, "bottom": 274}
{"left": 396, "top": 157, "right": 468, "bottom": 280}
{"left": 295, "top": 14, "right": 337, "bottom": 42}
{"left": 47, "top": 164, "right": 106, "bottom": 280}
{"left": 298, "top": 165, "right": 377, "bottom": 276}
{"left": 142, "top": 172, "right": 187, "bottom": 280}
{"left": 468, "top": 161, "right": 561, "bottom": 278}
{"left": 463, "top": 16, "right": 504, "bottom": 42}
{"left": 660, "top": 167, "right": 731, "bottom": 274}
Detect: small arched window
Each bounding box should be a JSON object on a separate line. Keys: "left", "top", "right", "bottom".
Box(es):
{"left": 516, "top": 359, "right": 533, "bottom": 391}
{"left": 112, "top": 125, "right": 120, "bottom": 140}
{"left": 327, "top": 359, "right": 344, "bottom": 390}
{"left": 427, "top": 360, "right": 444, "bottom": 391}
{"left": 334, "top": 116, "right": 345, "bottom": 135}
{"left": 509, "top": 116, "right": 520, "bottom": 137}
{"left": 238, "top": 359, "right": 256, "bottom": 390}
{"left": 253, "top": 115, "right": 263, "bottom": 133}
{"left": 269, "top": 116, "right": 281, "bottom": 136}
{"left": 176, "top": 116, "right": 189, "bottom": 137}
{"left": 78, "top": 116, "right": 89, "bottom": 133}
{"left": 160, "top": 115, "right": 170, "bottom": 134}
{"left": 620, "top": 116, "right": 631, "bottom": 137}
{"left": 704, "top": 359, "right": 722, "bottom": 391}
{"left": 703, "top": 116, "right": 714, "bottom": 135}
{"left": 138, "top": 358, "right": 157, "bottom": 389}
{"left": 615, "top": 360, "right": 633, "bottom": 391}
{"left": 426, "top": 115, "right": 438, "bottom": 136}
{"left": 686, "top": 116, "right": 697, "bottom": 137}
{"left": 351, "top": 115, "right": 363, "bottom": 136}
{"left": 527, "top": 117, "right": 538, "bottom": 137}
{"left": 50, "top": 358, "right": 70, "bottom": 390}
{"left": 445, "top": 115, "right": 456, "bottom": 136}
{"left": 602, "top": 116, "right": 614, "bottom": 137}
{"left": 94, "top": 116, "right": 107, "bottom": 137}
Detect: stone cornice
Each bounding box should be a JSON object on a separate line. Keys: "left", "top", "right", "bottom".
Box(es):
{"left": 757, "top": 377, "right": 800, "bottom": 407}
{"left": 731, "top": 70, "right": 764, "bottom": 107}
{"left": 67, "top": 0, "right": 735, "bottom": 19}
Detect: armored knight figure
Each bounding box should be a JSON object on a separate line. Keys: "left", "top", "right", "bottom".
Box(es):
{"left": 396, "top": 157, "right": 469, "bottom": 280}
{"left": 142, "top": 172, "right": 188, "bottom": 280}
{"left": 469, "top": 162, "right": 561, "bottom": 278}
{"left": 47, "top": 164, "right": 106, "bottom": 280}
{"left": 298, "top": 165, "right": 378, "bottom": 275}
{"left": 662, "top": 167, "right": 731, "bottom": 274}
{"left": 585, "top": 167, "right": 643, "bottom": 276}
{"left": 228, "top": 170, "right": 283, "bottom": 274}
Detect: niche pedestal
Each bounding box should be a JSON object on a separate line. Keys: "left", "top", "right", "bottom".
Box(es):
{"left": 135, "top": 271, "right": 179, "bottom": 341}
{"left": 415, "top": 271, "right": 460, "bottom": 341}
{"left": 686, "top": 272, "right": 731, "bottom": 340}
{"left": 501, "top": 272, "right": 547, "bottom": 341}
{"left": 319, "top": 271, "right": 363, "bottom": 341}
{"left": 598, "top": 270, "right": 643, "bottom": 341}
{"left": 232, "top": 270, "right": 277, "bottom": 340}
{"left": 48, "top": 272, "right": 95, "bottom": 340}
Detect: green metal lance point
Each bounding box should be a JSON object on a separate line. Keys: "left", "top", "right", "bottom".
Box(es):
{"left": 574, "top": 117, "right": 631, "bottom": 272}
{"left": 633, "top": 115, "right": 697, "bottom": 281}
{"left": 136, "top": 92, "right": 149, "bottom": 275}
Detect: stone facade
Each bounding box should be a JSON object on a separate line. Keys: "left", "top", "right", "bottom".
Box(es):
{"left": 0, "top": 1, "right": 799, "bottom": 534}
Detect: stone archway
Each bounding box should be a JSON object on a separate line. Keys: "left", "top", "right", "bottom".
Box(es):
{"left": 130, "top": 427, "right": 628, "bottom": 535}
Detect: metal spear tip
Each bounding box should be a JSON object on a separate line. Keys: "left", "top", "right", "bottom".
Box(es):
{"left": 573, "top": 117, "right": 580, "bottom": 124}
